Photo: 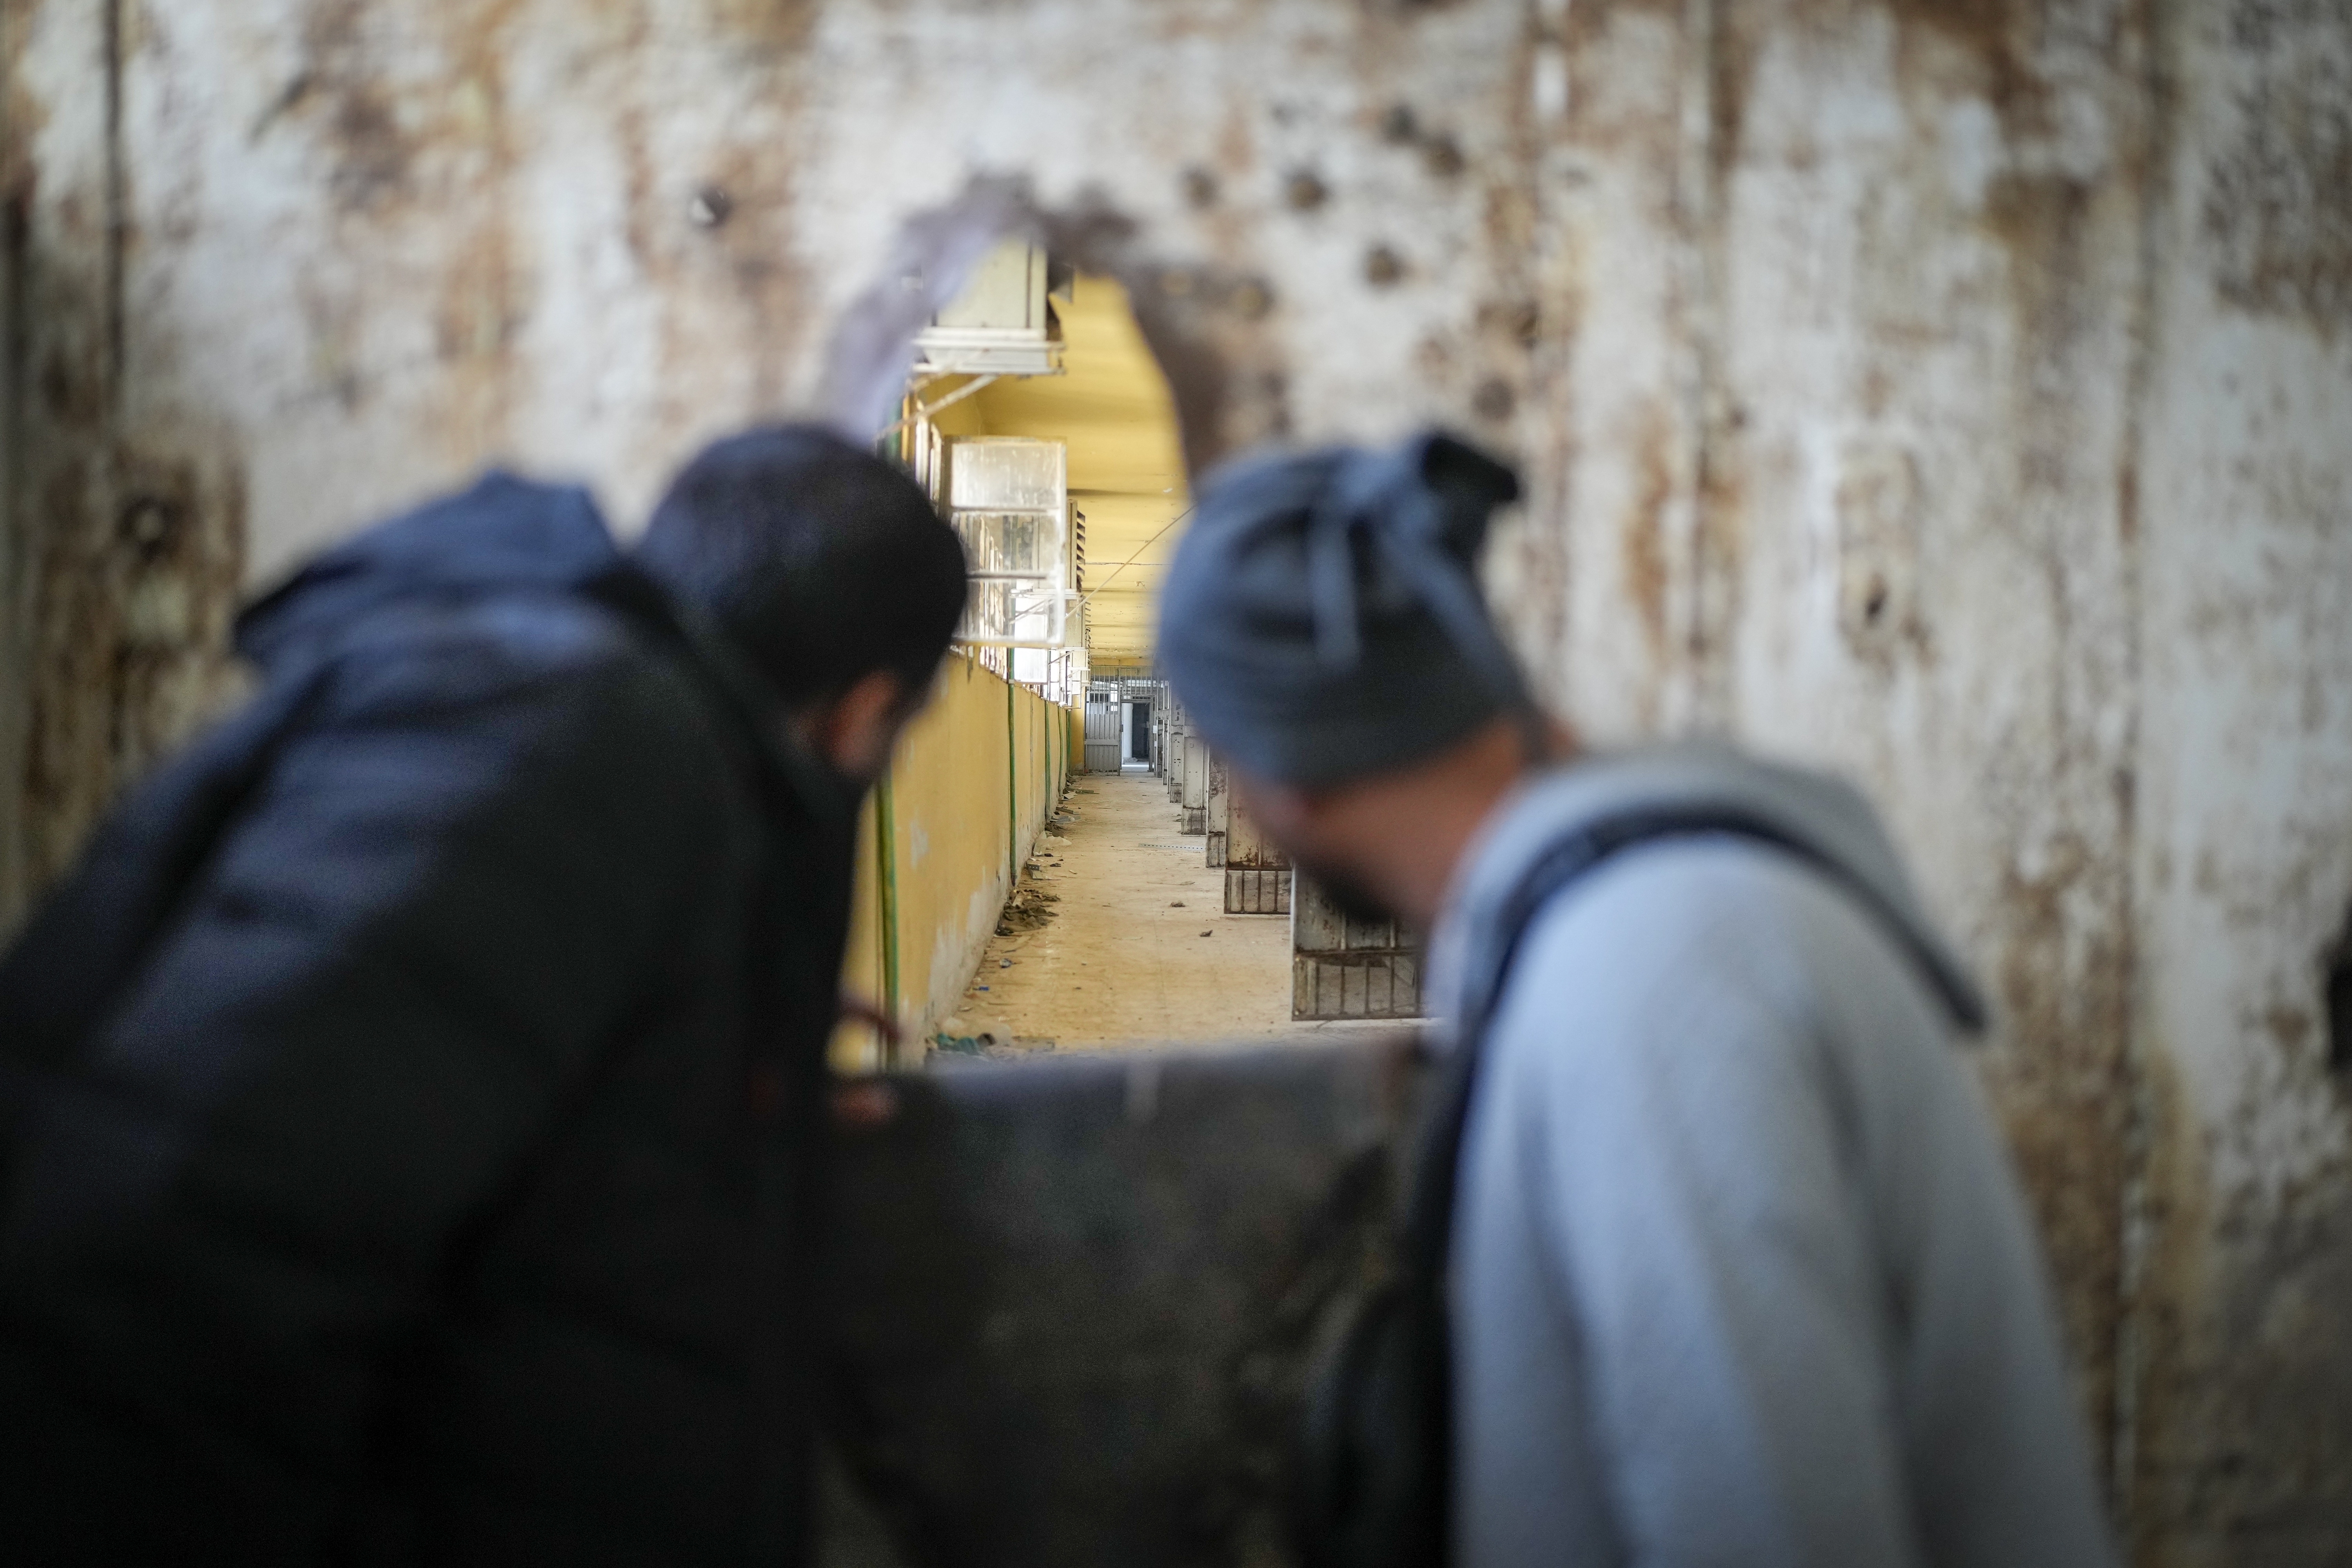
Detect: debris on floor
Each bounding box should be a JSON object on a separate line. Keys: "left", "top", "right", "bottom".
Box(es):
{"left": 951, "top": 773, "right": 1295, "bottom": 1051}
{"left": 930, "top": 1031, "right": 1057, "bottom": 1061}
{"left": 995, "top": 882, "right": 1061, "bottom": 936}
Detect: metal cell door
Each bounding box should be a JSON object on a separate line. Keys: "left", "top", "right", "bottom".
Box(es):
{"left": 1181, "top": 737, "right": 1209, "bottom": 834}
{"left": 1205, "top": 753, "right": 1229, "bottom": 868}
{"left": 1292, "top": 878, "right": 1419, "bottom": 1019}
{"left": 1224, "top": 792, "right": 1292, "bottom": 916}
{"left": 1083, "top": 685, "right": 1122, "bottom": 774}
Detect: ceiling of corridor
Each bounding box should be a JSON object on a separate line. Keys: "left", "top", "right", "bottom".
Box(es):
{"left": 960, "top": 274, "right": 1188, "bottom": 668}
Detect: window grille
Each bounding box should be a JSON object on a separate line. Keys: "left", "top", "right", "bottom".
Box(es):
{"left": 947, "top": 436, "right": 1073, "bottom": 650}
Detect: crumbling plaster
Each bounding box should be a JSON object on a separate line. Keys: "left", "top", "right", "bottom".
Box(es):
{"left": 2, "top": 0, "right": 2347, "bottom": 1559}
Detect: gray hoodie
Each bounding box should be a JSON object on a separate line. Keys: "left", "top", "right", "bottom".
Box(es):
{"left": 1426, "top": 744, "right": 2118, "bottom": 1568}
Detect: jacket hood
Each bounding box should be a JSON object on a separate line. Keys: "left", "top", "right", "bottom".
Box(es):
{"left": 1426, "top": 740, "right": 1987, "bottom": 1036}
{"left": 236, "top": 472, "right": 621, "bottom": 670}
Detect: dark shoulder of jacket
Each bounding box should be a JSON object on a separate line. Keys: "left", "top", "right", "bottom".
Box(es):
{"left": 323, "top": 586, "right": 756, "bottom": 787}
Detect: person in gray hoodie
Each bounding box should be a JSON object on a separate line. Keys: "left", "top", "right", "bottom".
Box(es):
{"left": 1157, "top": 430, "right": 2119, "bottom": 1568}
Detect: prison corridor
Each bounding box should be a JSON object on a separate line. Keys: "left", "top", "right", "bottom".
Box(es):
{"left": 938, "top": 770, "right": 1298, "bottom": 1053}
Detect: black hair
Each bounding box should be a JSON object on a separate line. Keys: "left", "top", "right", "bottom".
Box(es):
{"left": 634, "top": 424, "right": 967, "bottom": 708}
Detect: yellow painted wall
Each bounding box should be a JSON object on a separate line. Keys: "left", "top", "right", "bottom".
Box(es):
{"left": 831, "top": 274, "right": 1164, "bottom": 1066}
{"left": 835, "top": 652, "right": 1072, "bottom": 1069}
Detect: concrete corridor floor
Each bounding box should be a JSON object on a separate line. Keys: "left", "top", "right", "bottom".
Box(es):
{"left": 942, "top": 769, "right": 1298, "bottom": 1052}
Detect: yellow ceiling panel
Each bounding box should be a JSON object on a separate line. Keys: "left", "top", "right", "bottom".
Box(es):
{"left": 958, "top": 274, "right": 1189, "bottom": 668}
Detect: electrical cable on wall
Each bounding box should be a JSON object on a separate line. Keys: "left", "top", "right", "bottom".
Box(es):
{"left": 1080, "top": 505, "right": 1194, "bottom": 607}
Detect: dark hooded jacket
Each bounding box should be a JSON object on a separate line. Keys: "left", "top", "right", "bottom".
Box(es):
{"left": 0, "top": 475, "right": 857, "bottom": 1565}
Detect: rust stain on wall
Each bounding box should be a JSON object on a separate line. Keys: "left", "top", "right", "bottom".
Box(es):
{"left": 2132, "top": 1069, "right": 2352, "bottom": 1564}
{"left": 4, "top": 7, "right": 242, "bottom": 900}
{"left": 20, "top": 444, "right": 247, "bottom": 890}
{"left": 1623, "top": 399, "right": 1673, "bottom": 667}
{"left": 2114, "top": 1039, "right": 2210, "bottom": 1565}
{"left": 295, "top": 0, "right": 426, "bottom": 217}
{"left": 2202, "top": 0, "right": 2352, "bottom": 330}
{"left": 706, "top": 0, "right": 824, "bottom": 60}
{"left": 1981, "top": 829, "right": 2136, "bottom": 1468}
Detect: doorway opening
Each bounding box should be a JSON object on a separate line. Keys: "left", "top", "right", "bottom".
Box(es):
{"left": 827, "top": 192, "right": 1417, "bottom": 1063}
{"left": 846, "top": 228, "right": 1321, "bottom": 1058}
{"left": 1125, "top": 698, "right": 1152, "bottom": 768}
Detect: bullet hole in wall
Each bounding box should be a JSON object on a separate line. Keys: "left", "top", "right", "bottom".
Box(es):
{"left": 1481, "top": 298, "right": 1541, "bottom": 347}
{"left": 1376, "top": 102, "right": 1463, "bottom": 178}
{"left": 118, "top": 495, "right": 181, "bottom": 560}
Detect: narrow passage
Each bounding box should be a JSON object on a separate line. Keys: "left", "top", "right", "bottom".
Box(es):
{"left": 942, "top": 771, "right": 1295, "bottom": 1052}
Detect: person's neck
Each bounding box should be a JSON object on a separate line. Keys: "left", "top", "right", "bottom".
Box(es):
{"left": 1359, "top": 713, "right": 1580, "bottom": 931}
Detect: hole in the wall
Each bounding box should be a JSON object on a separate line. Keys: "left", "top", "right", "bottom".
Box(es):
{"left": 825, "top": 169, "right": 1539, "bottom": 654}
{"left": 822, "top": 176, "right": 1289, "bottom": 477}
{"left": 827, "top": 169, "right": 1536, "bottom": 483}
{"left": 1419, "top": 134, "right": 1466, "bottom": 180}
{"left": 820, "top": 179, "right": 1321, "bottom": 1066}
{"left": 821, "top": 178, "right": 1254, "bottom": 684}
{"left": 1863, "top": 575, "right": 1890, "bottom": 627}
{"left": 1490, "top": 298, "right": 1541, "bottom": 348}
{"left": 119, "top": 496, "right": 179, "bottom": 559}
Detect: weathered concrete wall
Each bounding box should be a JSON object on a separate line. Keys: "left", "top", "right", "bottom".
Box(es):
{"left": 826, "top": 1038, "right": 1422, "bottom": 1568}
{"left": 3, "top": 0, "right": 2348, "bottom": 1558}
{"left": 1597, "top": 0, "right": 2158, "bottom": 1501}
{"left": 1, "top": 0, "right": 253, "bottom": 916}
{"left": 2125, "top": 5, "right": 2352, "bottom": 1557}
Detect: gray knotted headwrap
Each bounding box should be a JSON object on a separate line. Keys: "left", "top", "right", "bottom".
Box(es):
{"left": 1158, "top": 430, "right": 1530, "bottom": 789}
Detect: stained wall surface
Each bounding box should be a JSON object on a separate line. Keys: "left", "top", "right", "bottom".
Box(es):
{"left": 3, "top": 1, "right": 2348, "bottom": 1559}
